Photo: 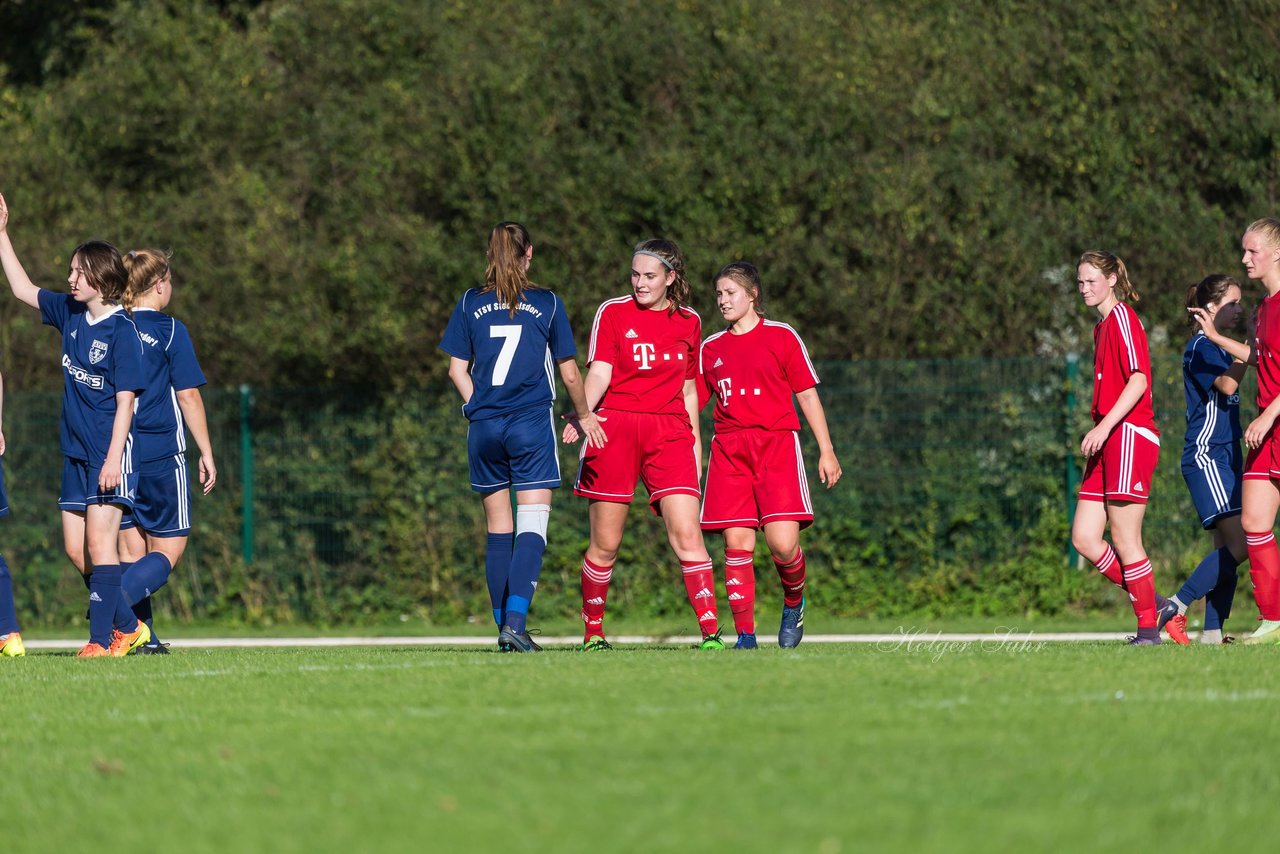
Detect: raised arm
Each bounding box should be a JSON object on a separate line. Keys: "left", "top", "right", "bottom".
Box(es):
{"left": 796, "top": 387, "right": 842, "bottom": 488}
{"left": 0, "top": 193, "right": 44, "bottom": 309}
{"left": 177, "top": 387, "right": 218, "bottom": 494}
{"left": 1190, "top": 307, "right": 1254, "bottom": 364}
{"left": 1212, "top": 360, "right": 1248, "bottom": 397}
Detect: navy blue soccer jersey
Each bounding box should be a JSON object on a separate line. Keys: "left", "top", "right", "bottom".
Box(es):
{"left": 440, "top": 287, "right": 577, "bottom": 421}
{"left": 38, "top": 290, "right": 146, "bottom": 463}
{"left": 130, "top": 307, "right": 208, "bottom": 463}
{"left": 1182, "top": 331, "right": 1242, "bottom": 455}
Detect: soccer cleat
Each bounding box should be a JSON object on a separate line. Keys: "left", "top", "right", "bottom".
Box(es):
{"left": 778, "top": 598, "right": 805, "bottom": 648}
{"left": 137, "top": 642, "right": 171, "bottom": 655}
{"left": 76, "top": 642, "right": 112, "bottom": 657}
{"left": 581, "top": 635, "right": 613, "bottom": 651}
{"left": 1162, "top": 613, "right": 1190, "bottom": 645}
{"left": 1242, "top": 622, "right": 1280, "bottom": 645}
{"left": 733, "top": 632, "right": 758, "bottom": 650}
{"left": 0, "top": 632, "right": 25, "bottom": 657}
{"left": 697, "top": 631, "right": 726, "bottom": 650}
{"left": 107, "top": 621, "right": 152, "bottom": 657}
{"left": 498, "top": 627, "right": 543, "bottom": 653}
{"left": 1125, "top": 634, "right": 1162, "bottom": 646}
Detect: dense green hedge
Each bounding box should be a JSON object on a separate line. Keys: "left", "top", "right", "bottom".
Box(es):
{"left": 2, "top": 1, "right": 1276, "bottom": 625}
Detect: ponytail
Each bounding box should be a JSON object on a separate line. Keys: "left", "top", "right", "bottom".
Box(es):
{"left": 484, "top": 221, "right": 534, "bottom": 317}
{"left": 120, "top": 248, "right": 171, "bottom": 312}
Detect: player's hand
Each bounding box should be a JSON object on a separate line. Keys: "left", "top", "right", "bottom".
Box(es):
{"left": 1245, "top": 413, "right": 1276, "bottom": 450}
{"left": 200, "top": 455, "right": 218, "bottom": 494}
{"left": 1188, "top": 306, "right": 1221, "bottom": 341}
{"left": 561, "top": 412, "right": 607, "bottom": 445}
{"left": 0, "top": 192, "right": 9, "bottom": 233}
{"left": 575, "top": 412, "right": 607, "bottom": 448}
{"left": 818, "top": 450, "right": 842, "bottom": 488}
{"left": 1081, "top": 424, "right": 1110, "bottom": 457}
{"left": 98, "top": 459, "right": 122, "bottom": 492}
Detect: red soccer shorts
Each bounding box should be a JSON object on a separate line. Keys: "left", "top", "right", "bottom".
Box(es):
{"left": 1079, "top": 422, "right": 1159, "bottom": 504}
{"left": 1244, "top": 427, "right": 1280, "bottom": 480}
{"left": 700, "top": 428, "right": 813, "bottom": 531}
{"left": 574, "top": 408, "right": 700, "bottom": 514}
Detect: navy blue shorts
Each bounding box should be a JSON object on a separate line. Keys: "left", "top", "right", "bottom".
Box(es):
{"left": 58, "top": 457, "right": 137, "bottom": 511}
{"left": 1182, "top": 442, "right": 1243, "bottom": 530}
{"left": 121, "top": 454, "right": 191, "bottom": 537}
{"left": 467, "top": 406, "right": 561, "bottom": 493}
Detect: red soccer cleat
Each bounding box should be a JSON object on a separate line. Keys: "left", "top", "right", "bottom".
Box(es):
{"left": 1164, "top": 613, "right": 1190, "bottom": 645}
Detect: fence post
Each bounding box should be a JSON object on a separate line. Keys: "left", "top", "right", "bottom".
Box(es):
{"left": 240, "top": 384, "right": 255, "bottom": 565}
{"left": 1065, "top": 352, "right": 1079, "bottom": 567}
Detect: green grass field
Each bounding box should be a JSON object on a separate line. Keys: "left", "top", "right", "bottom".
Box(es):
{"left": 4, "top": 639, "right": 1279, "bottom": 853}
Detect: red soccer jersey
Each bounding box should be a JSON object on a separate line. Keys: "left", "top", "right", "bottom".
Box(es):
{"left": 1091, "top": 302, "right": 1156, "bottom": 429}
{"left": 588, "top": 296, "right": 701, "bottom": 417}
{"left": 698, "top": 320, "right": 819, "bottom": 432}
{"left": 1255, "top": 291, "right": 1280, "bottom": 410}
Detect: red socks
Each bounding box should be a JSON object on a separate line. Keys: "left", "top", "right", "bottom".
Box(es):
{"left": 724, "top": 549, "right": 756, "bottom": 635}
{"left": 773, "top": 550, "right": 806, "bottom": 607}
{"left": 580, "top": 555, "right": 612, "bottom": 642}
{"left": 1121, "top": 559, "right": 1157, "bottom": 629}
{"left": 681, "top": 559, "right": 719, "bottom": 638}
{"left": 1246, "top": 530, "right": 1280, "bottom": 620}
{"left": 1089, "top": 544, "right": 1125, "bottom": 589}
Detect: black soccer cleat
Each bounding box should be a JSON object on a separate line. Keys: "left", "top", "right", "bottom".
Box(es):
{"left": 498, "top": 627, "right": 543, "bottom": 653}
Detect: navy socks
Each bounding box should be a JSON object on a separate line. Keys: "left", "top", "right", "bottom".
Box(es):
{"left": 485, "top": 532, "right": 514, "bottom": 627}
{"left": 0, "top": 555, "right": 19, "bottom": 635}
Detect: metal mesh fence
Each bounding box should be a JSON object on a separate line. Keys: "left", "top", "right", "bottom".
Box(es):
{"left": 3, "top": 353, "right": 1243, "bottom": 623}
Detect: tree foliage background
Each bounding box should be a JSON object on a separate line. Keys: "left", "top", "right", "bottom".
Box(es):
{"left": 1, "top": 0, "right": 1279, "bottom": 624}
{"left": 3, "top": 0, "right": 1278, "bottom": 390}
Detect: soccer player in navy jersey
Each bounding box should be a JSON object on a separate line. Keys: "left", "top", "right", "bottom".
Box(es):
{"left": 441, "top": 222, "right": 604, "bottom": 652}
{"left": 114, "top": 248, "right": 217, "bottom": 654}
{"left": 0, "top": 362, "right": 26, "bottom": 657}
{"left": 566, "top": 239, "right": 724, "bottom": 650}
{"left": 0, "top": 192, "right": 151, "bottom": 657}
{"left": 1158, "top": 275, "right": 1249, "bottom": 644}
{"left": 1070, "top": 250, "right": 1164, "bottom": 645}
{"left": 698, "top": 262, "right": 841, "bottom": 649}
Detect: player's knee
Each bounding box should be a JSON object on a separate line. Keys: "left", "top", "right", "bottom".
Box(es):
{"left": 516, "top": 504, "right": 550, "bottom": 552}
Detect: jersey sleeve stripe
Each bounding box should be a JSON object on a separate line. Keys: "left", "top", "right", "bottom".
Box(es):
{"left": 1113, "top": 305, "right": 1141, "bottom": 372}
{"left": 586, "top": 296, "right": 629, "bottom": 364}
{"left": 765, "top": 320, "right": 820, "bottom": 383}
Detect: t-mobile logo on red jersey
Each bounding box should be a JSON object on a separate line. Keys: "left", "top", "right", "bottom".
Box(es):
{"left": 633, "top": 342, "right": 656, "bottom": 369}
{"left": 716, "top": 378, "right": 732, "bottom": 405}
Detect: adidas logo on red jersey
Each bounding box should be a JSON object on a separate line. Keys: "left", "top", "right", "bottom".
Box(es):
{"left": 625, "top": 328, "right": 639, "bottom": 339}
{"left": 713, "top": 358, "right": 723, "bottom": 368}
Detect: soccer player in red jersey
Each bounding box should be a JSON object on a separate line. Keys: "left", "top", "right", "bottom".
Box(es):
{"left": 567, "top": 238, "right": 724, "bottom": 650}
{"left": 698, "top": 262, "right": 841, "bottom": 649}
{"left": 1196, "top": 218, "right": 1280, "bottom": 643}
{"left": 1070, "top": 250, "right": 1164, "bottom": 644}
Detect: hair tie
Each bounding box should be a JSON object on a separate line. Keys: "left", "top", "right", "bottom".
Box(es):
{"left": 634, "top": 249, "right": 674, "bottom": 270}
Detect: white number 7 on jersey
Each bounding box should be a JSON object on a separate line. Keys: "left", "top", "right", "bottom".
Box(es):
{"left": 490, "top": 325, "right": 522, "bottom": 386}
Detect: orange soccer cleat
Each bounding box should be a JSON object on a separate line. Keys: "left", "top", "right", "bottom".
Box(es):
{"left": 107, "top": 622, "right": 152, "bottom": 657}
{"left": 76, "top": 642, "right": 112, "bottom": 658}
